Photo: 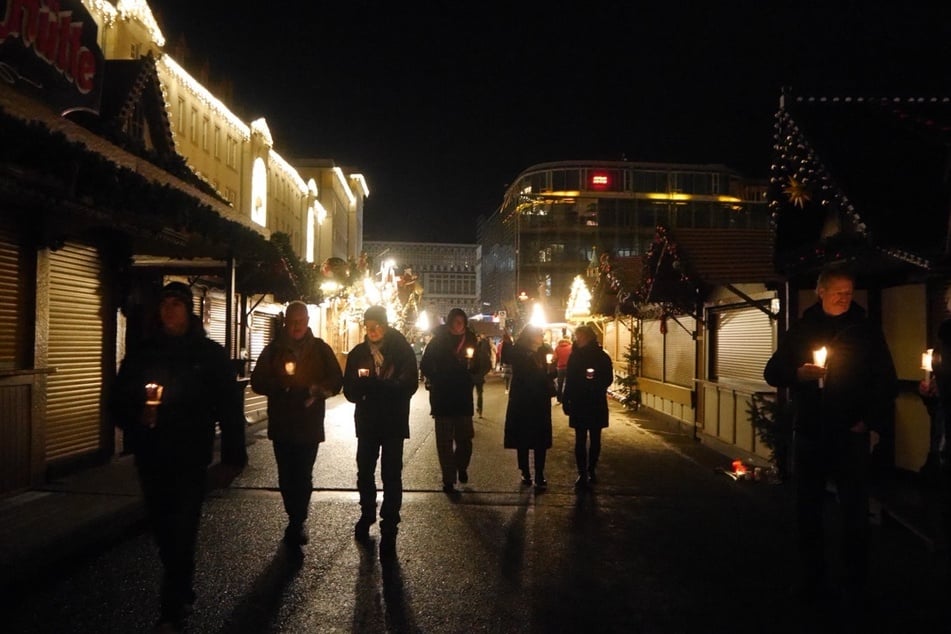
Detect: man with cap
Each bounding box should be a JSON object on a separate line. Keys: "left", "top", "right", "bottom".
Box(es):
{"left": 251, "top": 300, "right": 343, "bottom": 549}
{"left": 111, "top": 281, "right": 247, "bottom": 633}
{"left": 419, "top": 308, "right": 484, "bottom": 494}
{"left": 343, "top": 305, "right": 419, "bottom": 558}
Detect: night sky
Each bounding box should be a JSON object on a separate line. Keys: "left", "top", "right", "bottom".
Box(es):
{"left": 146, "top": 1, "right": 951, "bottom": 244}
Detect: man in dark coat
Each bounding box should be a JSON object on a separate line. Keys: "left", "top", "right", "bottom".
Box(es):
{"left": 251, "top": 300, "right": 343, "bottom": 548}
{"left": 764, "top": 264, "right": 897, "bottom": 606}
{"left": 504, "top": 325, "right": 556, "bottom": 490}
{"left": 111, "top": 282, "right": 247, "bottom": 632}
{"left": 561, "top": 325, "right": 613, "bottom": 487}
{"left": 343, "top": 305, "right": 419, "bottom": 558}
{"left": 419, "top": 308, "right": 484, "bottom": 493}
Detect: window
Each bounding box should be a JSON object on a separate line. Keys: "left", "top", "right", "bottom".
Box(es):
{"left": 214, "top": 126, "right": 221, "bottom": 159}
{"left": 190, "top": 108, "right": 198, "bottom": 143}
{"left": 177, "top": 98, "right": 185, "bottom": 132}
{"left": 201, "top": 117, "right": 209, "bottom": 151}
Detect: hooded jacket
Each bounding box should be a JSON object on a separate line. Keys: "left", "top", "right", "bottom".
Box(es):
{"left": 764, "top": 301, "right": 898, "bottom": 436}
{"left": 111, "top": 315, "right": 247, "bottom": 468}
{"left": 250, "top": 327, "right": 343, "bottom": 445}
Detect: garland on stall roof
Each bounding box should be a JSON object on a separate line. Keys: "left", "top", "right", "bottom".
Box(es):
{"left": 634, "top": 225, "right": 699, "bottom": 320}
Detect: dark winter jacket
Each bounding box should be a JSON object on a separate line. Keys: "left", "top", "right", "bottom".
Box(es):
{"left": 562, "top": 341, "right": 613, "bottom": 429}
{"left": 419, "top": 323, "right": 484, "bottom": 416}
{"left": 250, "top": 328, "right": 343, "bottom": 445}
{"left": 111, "top": 315, "right": 247, "bottom": 469}
{"left": 343, "top": 327, "right": 419, "bottom": 439}
{"left": 504, "top": 341, "right": 556, "bottom": 449}
{"left": 763, "top": 301, "right": 897, "bottom": 437}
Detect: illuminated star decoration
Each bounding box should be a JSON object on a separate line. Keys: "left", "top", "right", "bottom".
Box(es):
{"left": 782, "top": 176, "right": 811, "bottom": 208}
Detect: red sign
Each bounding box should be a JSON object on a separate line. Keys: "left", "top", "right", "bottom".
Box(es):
{"left": 590, "top": 173, "right": 610, "bottom": 189}
{"left": 0, "top": 0, "right": 104, "bottom": 114}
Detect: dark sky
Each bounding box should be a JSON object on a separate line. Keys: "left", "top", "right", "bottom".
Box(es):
{"left": 147, "top": 1, "right": 951, "bottom": 243}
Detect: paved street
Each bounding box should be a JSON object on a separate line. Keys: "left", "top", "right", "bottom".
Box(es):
{"left": 4, "top": 375, "right": 947, "bottom": 633}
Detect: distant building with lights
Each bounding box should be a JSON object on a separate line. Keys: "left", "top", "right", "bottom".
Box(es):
{"left": 362, "top": 240, "right": 481, "bottom": 324}
{"left": 478, "top": 160, "right": 769, "bottom": 325}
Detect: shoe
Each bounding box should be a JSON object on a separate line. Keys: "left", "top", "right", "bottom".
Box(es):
{"left": 354, "top": 517, "right": 373, "bottom": 542}
{"left": 575, "top": 475, "right": 589, "bottom": 488}
{"left": 477, "top": 409, "right": 483, "bottom": 418}
{"left": 588, "top": 469, "right": 597, "bottom": 483}
{"left": 520, "top": 471, "right": 532, "bottom": 486}
{"left": 534, "top": 478, "right": 548, "bottom": 491}
{"left": 282, "top": 524, "right": 308, "bottom": 546}
{"left": 442, "top": 483, "right": 456, "bottom": 494}
{"left": 458, "top": 469, "right": 468, "bottom": 484}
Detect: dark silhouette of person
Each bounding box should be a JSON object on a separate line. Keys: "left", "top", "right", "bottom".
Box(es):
{"left": 111, "top": 282, "right": 247, "bottom": 632}
{"left": 764, "top": 264, "right": 898, "bottom": 609}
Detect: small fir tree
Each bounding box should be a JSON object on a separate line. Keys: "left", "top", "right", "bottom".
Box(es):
{"left": 614, "top": 330, "right": 641, "bottom": 412}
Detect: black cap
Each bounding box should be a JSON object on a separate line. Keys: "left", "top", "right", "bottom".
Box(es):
{"left": 160, "top": 282, "right": 194, "bottom": 309}
{"left": 364, "top": 305, "right": 388, "bottom": 325}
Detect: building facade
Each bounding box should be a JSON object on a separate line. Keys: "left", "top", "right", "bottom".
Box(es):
{"left": 479, "top": 160, "right": 769, "bottom": 330}
{"left": 362, "top": 240, "right": 481, "bottom": 325}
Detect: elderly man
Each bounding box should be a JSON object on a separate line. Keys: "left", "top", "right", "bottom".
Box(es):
{"left": 764, "top": 264, "right": 897, "bottom": 609}
{"left": 343, "top": 305, "right": 419, "bottom": 558}
{"left": 251, "top": 300, "right": 342, "bottom": 549}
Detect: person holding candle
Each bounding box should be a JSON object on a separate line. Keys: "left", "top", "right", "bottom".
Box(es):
{"left": 419, "top": 308, "right": 484, "bottom": 494}
{"left": 250, "top": 301, "right": 343, "bottom": 549}
{"left": 111, "top": 282, "right": 248, "bottom": 632}
{"left": 764, "top": 264, "right": 897, "bottom": 609}
{"left": 343, "top": 305, "right": 419, "bottom": 558}
{"left": 504, "top": 325, "right": 557, "bottom": 490}
{"left": 561, "top": 325, "right": 613, "bottom": 488}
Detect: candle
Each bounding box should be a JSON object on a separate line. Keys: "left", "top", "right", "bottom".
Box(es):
{"left": 922, "top": 348, "right": 934, "bottom": 380}
{"left": 284, "top": 361, "right": 296, "bottom": 376}
{"left": 546, "top": 353, "right": 554, "bottom": 365}
{"left": 145, "top": 383, "right": 164, "bottom": 405}
{"left": 466, "top": 347, "right": 475, "bottom": 359}
{"left": 586, "top": 368, "right": 595, "bottom": 379}
{"left": 813, "top": 347, "right": 827, "bottom": 388}
{"left": 358, "top": 368, "right": 370, "bottom": 378}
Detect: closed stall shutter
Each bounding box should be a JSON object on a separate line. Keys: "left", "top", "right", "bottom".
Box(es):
{"left": 642, "top": 319, "right": 662, "bottom": 379}
{"left": 664, "top": 316, "right": 696, "bottom": 387}
{"left": 46, "top": 244, "right": 103, "bottom": 461}
{"left": 249, "top": 311, "right": 276, "bottom": 372}
{"left": 205, "top": 290, "right": 228, "bottom": 347}
{"left": 713, "top": 305, "right": 775, "bottom": 383}
{"left": 0, "top": 230, "right": 20, "bottom": 369}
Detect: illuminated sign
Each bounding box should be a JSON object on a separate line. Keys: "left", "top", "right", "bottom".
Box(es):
{"left": 590, "top": 173, "right": 610, "bottom": 189}
{"left": 0, "top": 0, "right": 104, "bottom": 114}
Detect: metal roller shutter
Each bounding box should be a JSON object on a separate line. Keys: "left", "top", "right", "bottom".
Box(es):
{"left": 713, "top": 305, "right": 775, "bottom": 383}
{"left": 205, "top": 290, "right": 228, "bottom": 347}
{"left": 642, "top": 319, "right": 662, "bottom": 380}
{"left": 665, "top": 315, "right": 696, "bottom": 387}
{"left": 249, "top": 310, "right": 276, "bottom": 371}
{"left": 46, "top": 244, "right": 103, "bottom": 461}
{"left": 0, "top": 230, "right": 19, "bottom": 368}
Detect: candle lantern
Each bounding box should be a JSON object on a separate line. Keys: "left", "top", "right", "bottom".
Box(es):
{"left": 546, "top": 353, "right": 554, "bottom": 365}
{"left": 813, "top": 346, "right": 827, "bottom": 388}
{"left": 284, "top": 361, "right": 296, "bottom": 376}
{"left": 922, "top": 348, "right": 934, "bottom": 380}
{"left": 585, "top": 368, "right": 595, "bottom": 380}
{"left": 358, "top": 368, "right": 370, "bottom": 378}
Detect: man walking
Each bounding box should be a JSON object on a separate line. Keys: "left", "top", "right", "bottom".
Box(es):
{"left": 420, "top": 308, "right": 484, "bottom": 494}
{"left": 111, "top": 282, "right": 247, "bottom": 633}
{"left": 250, "top": 301, "right": 343, "bottom": 549}
{"left": 764, "top": 264, "right": 898, "bottom": 609}
{"left": 343, "top": 305, "right": 418, "bottom": 558}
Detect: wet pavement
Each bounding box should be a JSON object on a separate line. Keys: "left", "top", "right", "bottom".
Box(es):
{"left": 1, "top": 375, "right": 948, "bottom": 633}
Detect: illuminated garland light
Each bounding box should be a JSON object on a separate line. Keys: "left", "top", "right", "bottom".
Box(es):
{"left": 158, "top": 55, "right": 250, "bottom": 138}
{"left": 565, "top": 275, "right": 592, "bottom": 321}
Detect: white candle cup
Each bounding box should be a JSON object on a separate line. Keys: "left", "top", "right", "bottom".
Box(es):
{"left": 546, "top": 353, "right": 554, "bottom": 365}
{"left": 586, "top": 368, "right": 595, "bottom": 380}
{"left": 145, "top": 383, "right": 164, "bottom": 406}
{"left": 284, "top": 361, "right": 296, "bottom": 376}
{"left": 466, "top": 347, "right": 475, "bottom": 359}
{"left": 357, "top": 368, "right": 370, "bottom": 378}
